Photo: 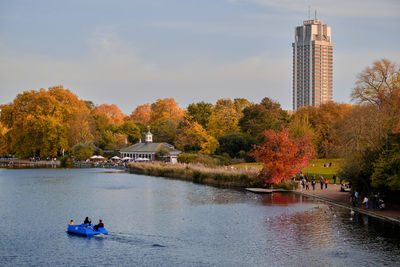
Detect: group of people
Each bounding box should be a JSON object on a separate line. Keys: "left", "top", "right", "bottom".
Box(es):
{"left": 69, "top": 217, "right": 104, "bottom": 230}
{"left": 297, "top": 174, "right": 330, "bottom": 192}
{"left": 350, "top": 192, "right": 385, "bottom": 210}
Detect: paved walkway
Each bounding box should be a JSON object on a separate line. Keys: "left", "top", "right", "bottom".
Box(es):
{"left": 297, "top": 183, "right": 400, "bottom": 223}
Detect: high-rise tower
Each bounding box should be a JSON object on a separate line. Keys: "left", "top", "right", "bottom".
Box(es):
{"left": 293, "top": 18, "right": 333, "bottom": 110}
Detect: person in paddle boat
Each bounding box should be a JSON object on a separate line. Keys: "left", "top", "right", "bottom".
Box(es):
{"left": 69, "top": 220, "right": 74, "bottom": 225}
{"left": 84, "top": 217, "right": 90, "bottom": 224}
{"left": 94, "top": 219, "right": 104, "bottom": 231}
{"left": 83, "top": 221, "right": 94, "bottom": 230}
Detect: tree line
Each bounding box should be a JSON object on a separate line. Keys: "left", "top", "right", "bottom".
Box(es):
{"left": 0, "top": 59, "right": 399, "bottom": 194}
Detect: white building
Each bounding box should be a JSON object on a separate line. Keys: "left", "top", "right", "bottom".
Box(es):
{"left": 119, "top": 130, "right": 181, "bottom": 163}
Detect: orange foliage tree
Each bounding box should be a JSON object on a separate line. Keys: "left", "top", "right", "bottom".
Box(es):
{"left": 0, "top": 86, "right": 92, "bottom": 157}
{"left": 249, "top": 126, "right": 315, "bottom": 184}
{"left": 130, "top": 104, "right": 152, "bottom": 125}
{"left": 93, "top": 104, "right": 126, "bottom": 125}
{"left": 150, "top": 98, "right": 184, "bottom": 125}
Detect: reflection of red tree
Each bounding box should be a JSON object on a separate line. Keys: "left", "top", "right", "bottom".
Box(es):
{"left": 262, "top": 193, "right": 312, "bottom": 205}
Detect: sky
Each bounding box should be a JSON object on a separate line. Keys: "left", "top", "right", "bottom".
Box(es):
{"left": 1, "top": 0, "right": 399, "bottom": 114}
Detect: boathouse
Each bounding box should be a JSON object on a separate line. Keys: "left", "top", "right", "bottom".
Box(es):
{"left": 119, "top": 130, "right": 181, "bottom": 163}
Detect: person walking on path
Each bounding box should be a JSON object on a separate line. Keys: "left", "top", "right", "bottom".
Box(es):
{"left": 354, "top": 191, "right": 359, "bottom": 206}
{"left": 320, "top": 176, "right": 324, "bottom": 190}
{"left": 312, "top": 180, "right": 316, "bottom": 191}
{"left": 333, "top": 175, "right": 336, "bottom": 184}
{"left": 325, "top": 179, "right": 328, "bottom": 189}
{"left": 362, "top": 197, "right": 369, "bottom": 209}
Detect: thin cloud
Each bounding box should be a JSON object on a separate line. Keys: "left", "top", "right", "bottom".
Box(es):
{"left": 229, "top": 0, "right": 400, "bottom": 19}
{"left": 0, "top": 32, "right": 291, "bottom": 112}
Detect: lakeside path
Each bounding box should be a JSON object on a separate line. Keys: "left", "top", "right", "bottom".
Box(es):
{"left": 293, "top": 184, "right": 400, "bottom": 224}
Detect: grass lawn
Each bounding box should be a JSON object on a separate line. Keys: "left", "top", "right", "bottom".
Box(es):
{"left": 302, "top": 158, "right": 344, "bottom": 182}
{"left": 233, "top": 158, "right": 345, "bottom": 183}
{"left": 233, "top": 162, "right": 263, "bottom": 169}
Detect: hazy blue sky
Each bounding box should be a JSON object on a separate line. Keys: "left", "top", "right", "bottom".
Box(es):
{"left": 1, "top": 0, "right": 399, "bottom": 113}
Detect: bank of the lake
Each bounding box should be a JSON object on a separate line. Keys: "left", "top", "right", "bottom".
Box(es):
{"left": 129, "top": 162, "right": 400, "bottom": 225}
{"left": 0, "top": 158, "right": 60, "bottom": 168}
{"left": 129, "top": 162, "right": 264, "bottom": 188}
{"left": 293, "top": 184, "right": 400, "bottom": 225}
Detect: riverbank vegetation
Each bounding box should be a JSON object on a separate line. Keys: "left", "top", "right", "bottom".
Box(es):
{"left": 0, "top": 59, "right": 399, "bottom": 198}
{"left": 129, "top": 162, "right": 263, "bottom": 188}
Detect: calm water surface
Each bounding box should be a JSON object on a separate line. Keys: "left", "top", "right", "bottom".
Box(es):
{"left": 0, "top": 168, "right": 399, "bottom": 266}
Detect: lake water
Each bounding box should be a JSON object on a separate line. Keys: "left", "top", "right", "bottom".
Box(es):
{"left": 0, "top": 168, "right": 399, "bottom": 266}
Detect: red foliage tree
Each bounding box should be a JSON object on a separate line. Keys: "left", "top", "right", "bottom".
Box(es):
{"left": 249, "top": 126, "right": 315, "bottom": 184}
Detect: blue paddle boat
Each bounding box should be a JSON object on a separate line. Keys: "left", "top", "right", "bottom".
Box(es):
{"left": 67, "top": 224, "right": 108, "bottom": 236}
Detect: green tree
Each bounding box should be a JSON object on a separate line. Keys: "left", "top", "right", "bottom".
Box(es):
{"left": 239, "top": 97, "right": 288, "bottom": 141}
{"left": 72, "top": 141, "right": 100, "bottom": 161}
{"left": 119, "top": 121, "right": 141, "bottom": 144}
{"left": 218, "top": 132, "right": 257, "bottom": 158}
{"left": 152, "top": 119, "right": 179, "bottom": 144}
{"left": 371, "top": 134, "right": 400, "bottom": 191}
{"left": 186, "top": 101, "right": 213, "bottom": 128}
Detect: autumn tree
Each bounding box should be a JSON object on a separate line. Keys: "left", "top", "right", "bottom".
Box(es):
{"left": 68, "top": 107, "right": 94, "bottom": 147}
{"left": 288, "top": 112, "right": 315, "bottom": 141}
{"left": 93, "top": 104, "right": 126, "bottom": 125}
{"left": 341, "top": 59, "right": 400, "bottom": 195}
{"left": 147, "top": 98, "right": 184, "bottom": 143}
{"left": 130, "top": 104, "right": 152, "bottom": 125}
{"left": 351, "top": 58, "right": 400, "bottom": 138}
{"left": 292, "top": 102, "right": 351, "bottom": 158}
{"left": 175, "top": 120, "right": 219, "bottom": 154}
{"left": 0, "top": 122, "right": 8, "bottom": 155}
{"left": 335, "top": 105, "right": 382, "bottom": 154}
{"left": 249, "top": 127, "right": 315, "bottom": 184}
{"left": 150, "top": 98, "right": 184, "bottom": 125}
{"left": 233, "top": 98, "right": 251, "bottom": 113}
{"left": 0, "top": 86, "right": 91, "bottom": 157}
{"left": 91, "top": 112, "right": 113, "bottom": 149}
{"left": 207, "top": 99, "right": 241, "bottom": 138}
{"left": 352, "top": 58, "right": 400, "bottom": 110}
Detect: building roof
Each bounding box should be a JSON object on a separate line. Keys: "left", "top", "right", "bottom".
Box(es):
{"left": 120, "top": 142, "right": 182, "bottom": 155}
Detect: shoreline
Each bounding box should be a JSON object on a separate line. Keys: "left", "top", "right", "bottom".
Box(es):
{"left": 129, "top": 163, "right": 400, "bottom": 225}
{"left": 291, "top": 185, "right": 400, "bottom": 225}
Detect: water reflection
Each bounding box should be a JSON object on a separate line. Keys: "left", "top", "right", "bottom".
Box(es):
{"left": 0, "top": 169, "right": 399, "bottom": 266}
{"left": 262, "top": 193, "right": 400, "bottom": 265}
{"left": 261, "top": 192, "right": 312, "bottom": 205}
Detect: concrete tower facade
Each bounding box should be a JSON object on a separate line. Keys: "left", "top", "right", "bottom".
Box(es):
{"left": 293, "top": 18, "right": 333, "bottom": 110}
